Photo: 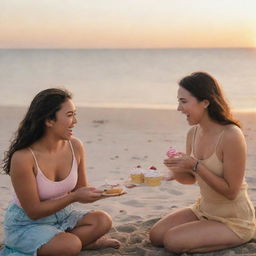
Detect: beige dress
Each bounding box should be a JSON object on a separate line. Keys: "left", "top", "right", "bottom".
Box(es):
{"left": 189, "top": 126, "right": 256, "bottom": 242}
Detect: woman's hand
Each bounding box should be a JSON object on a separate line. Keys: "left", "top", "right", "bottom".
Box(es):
{"left": 73, "top": 186, "right": 103, "bottom": 203}
{"left": 164, "top": 152, "right": 196, "bottom": 173}
{"left": 163, "top": 153, "right": 197, "bottom": 184}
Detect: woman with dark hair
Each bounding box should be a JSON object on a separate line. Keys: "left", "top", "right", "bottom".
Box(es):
{"left": 1, "top": 88, "right": 121, "bottom": 256}
{"left": 150, "top": 72, "right": 255, "bottom": 253}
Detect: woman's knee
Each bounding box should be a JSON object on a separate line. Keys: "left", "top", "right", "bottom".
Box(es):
{"left": 92, "top": 210, "right": 113, "bottom": 230}
{"left": 149, "top": 226, "right": 164, "bottom": 246}
{"left": 63, "top": 234, "right": 82, "bottom": 255}
{"left": 57, "top": 233, "right": 82, "bottom": 256}
{"left": 38, "top": 232, "right": 82, "bottom": 256}
{"left": 61, "top": 233, "right": 82, "bottom": 255}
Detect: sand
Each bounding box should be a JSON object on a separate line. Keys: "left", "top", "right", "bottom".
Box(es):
{"left": 0, "top": 106, "right": 256, "bottom": 255}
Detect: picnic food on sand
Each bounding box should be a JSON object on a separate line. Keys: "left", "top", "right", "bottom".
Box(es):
{"left": 130, "top": 165, "right": 144, "bottom": 184}
{"left": 143, "top": 166, "right": 162, "bottom": 186}
{"left": 130, "top": 165, "right": 162, "bottom": 186}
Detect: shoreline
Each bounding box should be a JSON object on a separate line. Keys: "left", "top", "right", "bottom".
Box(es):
{"left": 1, "top": 104, "right": 256, "bottom": 113}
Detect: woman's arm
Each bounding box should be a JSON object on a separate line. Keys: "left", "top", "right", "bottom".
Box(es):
{"left": 195, "top": 126, "right": 246, "bottom": 200}
{"left": 164, "top": 127, "right": 196, "bottom": 185}
{"left": 11, "top": 147, "right": 101, "bottom": 220}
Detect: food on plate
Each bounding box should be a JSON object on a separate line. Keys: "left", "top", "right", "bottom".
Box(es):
{"left": 104, "top": 187, "right": 124, "bottom": 194}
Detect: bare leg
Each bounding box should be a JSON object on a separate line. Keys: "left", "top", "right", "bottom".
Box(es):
{"left": 70, "top": 210, "right": 121, "bottom": 250}
{"left": 37, "top": 232, "right": 82, "bottom": 256}
{"left": 163, "top": 219, "right": 244, "bottom": 254}
{"left": 38, "top": 210, "right": 120, "bottom": 255}
{"left": 150, "top": 208, "right": 198, "bottom": 246}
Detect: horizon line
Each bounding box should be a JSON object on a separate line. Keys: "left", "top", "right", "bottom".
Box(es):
{"left": 0, "top": 47, "right": 256, "bottom": 50}
{"left": 1, "top": 103, "right": 255, "bottom": 113}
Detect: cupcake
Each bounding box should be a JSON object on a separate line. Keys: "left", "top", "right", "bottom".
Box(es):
{"left": 130, "top": 165, "right": 144, "bottom": 184}
{"left": 166, "top": 147, "right": 177, "bottom": 158}
{"left": 144, "top": 166, "right": 162, "bottom": 186}
{"left": 165, "top": 147, "right": 177, "bottom": 180}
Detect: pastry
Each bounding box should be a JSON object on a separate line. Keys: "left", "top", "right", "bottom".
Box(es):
{"left": 144, "top": 166, "right": 162, "bottom": 186}
{"left": 130, "top": 165, "right": 144, "bottom": 184}
{"left": 166, "top": 147, "right": 177, "bottom": 158}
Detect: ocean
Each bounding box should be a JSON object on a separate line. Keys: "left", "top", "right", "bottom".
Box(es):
{"left": 0, "top": 48, "right": 255, "bottom": 111}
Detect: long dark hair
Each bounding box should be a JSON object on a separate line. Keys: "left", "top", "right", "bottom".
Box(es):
{"left": 2, "top": 88, "right": 72, "bottom": 175}
{"left": 179, "top": 72, "right": 240, "bottom": 127}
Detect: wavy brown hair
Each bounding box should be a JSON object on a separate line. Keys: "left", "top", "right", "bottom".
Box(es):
{"left": 179, "top": 72, "right": 240, "bottom": 127}
{"left": 2, "top": 88, "right": 72, "bottom": 175}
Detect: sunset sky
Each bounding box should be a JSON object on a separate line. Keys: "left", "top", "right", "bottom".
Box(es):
{"left": 1, "top": 0, "right": 256, "bottom": 49}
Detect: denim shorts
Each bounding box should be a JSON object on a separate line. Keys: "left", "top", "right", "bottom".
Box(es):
{"left": 0, "top": 203, "right": 87, "bottom": 256}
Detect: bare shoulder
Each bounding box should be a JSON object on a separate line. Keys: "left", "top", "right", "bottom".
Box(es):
{"left": 10, "top": 149, "right": 34, "bottom": 175}
{"left": 12, "top": 148, "right": 33, "bottom": 165}
{"left": 223, "top": 125, "right": 244, "bottom": 141}
{"left": 70, "top": 137, "right": 85, "bottom": 154}
{"left": 222, "top": 125, "right": 245, "bottom": 150}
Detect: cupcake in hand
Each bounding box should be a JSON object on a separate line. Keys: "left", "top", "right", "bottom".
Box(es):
{"left": 164, "top": 147, "right": 178, "bottom": 181}
{"left": 166, "top": 147, "right": 177, "bottom": 158}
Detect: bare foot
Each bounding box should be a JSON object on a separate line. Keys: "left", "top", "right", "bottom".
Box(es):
{"left": 84, "top": 236, "right": 121, "bottom": 250}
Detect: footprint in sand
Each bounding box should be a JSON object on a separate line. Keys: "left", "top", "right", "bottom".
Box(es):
{"left": 159, "top": 187, "right": 183, "bottom": 195}
{"left": 116, "top": 215, "right": 142, "bottom": 222}
{"left": 109, "top": 156, "right": 119, "bottom": 160}
{"left": 121, "top": 200, "right": 145, "bottom": 207}
{"left": 92, "top": 120, "right": 108, "bottom": 124}
{"left": 116, "top": 224, "right": 137, "bottom": 233}
{"left": 131, "top": 156, "right": 141, "bottom": 160}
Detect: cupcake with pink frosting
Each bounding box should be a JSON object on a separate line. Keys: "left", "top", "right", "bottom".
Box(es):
{"left": 166, "top": 147, "right": 177, "bottom": 158}
{"left": 165, "top": 147, "right": 178, "bottom": 181}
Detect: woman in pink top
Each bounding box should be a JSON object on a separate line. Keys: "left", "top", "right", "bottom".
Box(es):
{"left": 1, "top": 88, "right": 121, "bottom": 256}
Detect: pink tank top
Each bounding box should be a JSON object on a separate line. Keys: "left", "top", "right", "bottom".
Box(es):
{"left": 13, "top": 141, "right": 78, "bottom": 207}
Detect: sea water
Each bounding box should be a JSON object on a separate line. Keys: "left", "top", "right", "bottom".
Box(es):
{"left": 0, "top": 48, "right": 255, "bottom": 111}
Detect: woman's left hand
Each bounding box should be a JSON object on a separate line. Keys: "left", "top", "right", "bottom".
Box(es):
{"left": 164, "top": 152, "right": 196, "bottom": 172}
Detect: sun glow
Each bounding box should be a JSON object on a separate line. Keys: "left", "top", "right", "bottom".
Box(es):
{"left": 0, "top": 0, "right": 256, "bottom": 49}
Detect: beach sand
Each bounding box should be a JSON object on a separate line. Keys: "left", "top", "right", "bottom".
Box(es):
{"left": 0, "top": 106, "right": 256, "bottom": 255}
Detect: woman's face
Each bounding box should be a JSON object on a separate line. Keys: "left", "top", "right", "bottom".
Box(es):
{"left": 50, "top": 99, "right": 77, "bottom": 140}
{"left": 177, "top": 86, "right": 207, "bottom": 125}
